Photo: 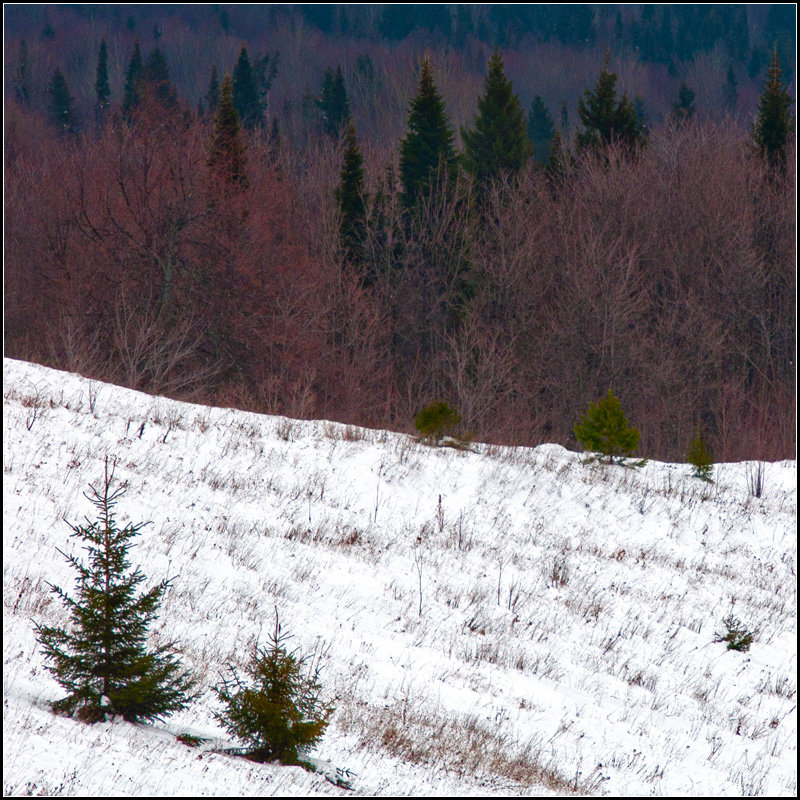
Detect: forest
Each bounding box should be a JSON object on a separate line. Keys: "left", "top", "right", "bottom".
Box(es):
{"left": 4, "top": 4, "right": 796, "bottom": 462}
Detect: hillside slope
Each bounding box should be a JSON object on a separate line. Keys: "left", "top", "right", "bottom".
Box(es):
{"left": 3, "top": 358, "right": 796, "bottom": 796}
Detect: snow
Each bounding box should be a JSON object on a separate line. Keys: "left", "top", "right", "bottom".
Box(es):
{"left": 3, "top": 357, "right": 796, "bottom": 796}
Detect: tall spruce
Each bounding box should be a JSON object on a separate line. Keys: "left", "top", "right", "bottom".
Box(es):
{"left": 48, "top": 69, "right": 76, "bottom": 132}
{"left": 14, "top": 40, "right": 31, "bottom": 104}
{"left": 399, "top": 55, "right": 457, "bottom": 209}
{"left": 318, "top": 66, "right": 350, "bottom": 138}
{"left": 528, "top": 94, "right": 556, "bottom": 165}
{"left": 335, "top": 120, "right": 368, "bottom": 274}
{"left": 232, "top": 47, "right": 262, "bottom": 129}
{"left": 206, "top": 64, "right": 221, "bottom": 114}
{"left": 576, "top": 52, "right": 646, "bottom": 152}
{"left": 208, "top": 73, "right": 248, "bottom": 187}
{"left": 462, "top": 49, "right": 528, "bottom": 186}
{"left": 95, "top": 38, "right": 111, "bottom": 118}
{"left": 122, "top": 39, "right": 144, "bottom": 118}
{"left": 752, "top": 48, "right": 794, "bottom": 173}
{"left": 34, "top": 458, "right": 195, "bottom": 723}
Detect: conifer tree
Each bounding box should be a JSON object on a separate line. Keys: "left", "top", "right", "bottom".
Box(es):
{"left": 752, "top": 49, "right": 794, "bottom": 173}
{"left": 671, "top": 81, "right": 696, "bottom": 124}
{"left": 317, "top": 65, "right": 350, "bottom": 138}
{"left": 122, "top": 39, "right": 144, "bottom": 118}
{"left": 574, "top": 389, "right": 642, "bottom": 465}
{"left": 208, "top": 73, "right": 248, "bottom": 187}
{"left": 233, "top": 47, "right": 262, "bottom": 129}
{"left": 143, "top": 47, "right": 177, "bottom": 109}
{"left": 214, "top": 611, "right": 331, "bottom": 765}
{"left": 35, "top": 459, "right": 195, "bottom": 723}
{"left": 576, "top": 52, "right": 646, "bottom": 152}
{"left": 724, "top": 65, "right": 738, "bottom": 114}
{"left": 206, "top": 64, "right": 221, "bottom": 114}
{"left": 462, "top": 49, "right": 528, "bottom": 187}
{"left": 48, "top": 69, "right": 76, "bottom": 133}
{"left": 95, "top": 38, "right": 111, "bottom": 118}
{"left": 687, "top": 432, "right": 714, "bottom": 482}
{"left": 14, "top": 40, "right": 30, "bottom": 104}
{"left": 399, "top": 55, "right": 457, "bottom": 209}
{"left": 528, "top": 94, "right": 556, "bottom": 164}
{"left": 335, "top": 120, "right": 368, "bottom": 273}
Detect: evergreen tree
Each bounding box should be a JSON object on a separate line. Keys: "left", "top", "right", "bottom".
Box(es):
{"left": 528, "top": 94, "right": 556, "bottom": 165}
{"left": 233, "top": 47, "right": 262, "bottom": 129}
{"left": 574, "top": 389, "right": 642, "bottom": 465}
{"left": 317, "top": 66, "right": 350, "bottom": 138}
{"left": 576, "top": 52, "right": 646, "bottom": 152}
{"left": 335, "top": 120, "right": 368, "bottom": 273}
{"left": 143, "top": 47, "right": 177, "bottom": 109}
{"left": 399, "top": 55, "right": 457, "bottom": 209}
{"left": 687, "top": 432, "right": 714, "bottom": 482}
{"left": 208, "top": 73, "right": 248, "bottom": 187}
{"left": 122, "top": 39, "right": 144, "bottom": 118}
{"left": 34, "top": 459, "right": 195, "bottom": 723}
{"left": 671, "top": 81, "right": 696, "bottom": 124}
{"left": 723, "top": 64, "right": 738, "bottom": 114}
{"left": 214, "top": 611, "right": 331, "bottom": 765}
{"left": 462, "top": 49, "right": 528, "bottom": 187}
{"left": 752, "top": 49, "right": 794, "bottom": 173}
{"left": 206, "top": 64, "right": 221, "bottom": 114}
{"left": 48, "top": 69, "right": 76, "bottom": 132}
{"left": 95, "top": 38, "right": 111, "bottom": 117}
{"left": 14, "top": 40, "right": 30, "bottom": 104}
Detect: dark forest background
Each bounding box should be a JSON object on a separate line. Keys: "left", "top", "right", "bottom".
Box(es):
{"left": 4, "top": 4, "right": 797, "bottom": 462}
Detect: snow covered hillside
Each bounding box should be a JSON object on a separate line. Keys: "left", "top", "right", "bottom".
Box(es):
{"left": 3, "top": 358, "right": 796, "bottom": 796}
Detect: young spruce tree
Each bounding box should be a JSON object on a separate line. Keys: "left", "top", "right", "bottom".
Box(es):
{"left": 122, "top": 39, "right": 144, "bottom": 119}
{"left": 576, "top": 52, "right": 646, "bottom": 153}
{"left": 95, "top": 38, "right": 110, "bottom": 119}
{"left": 208, "top": 74, "right": 248, "bottom": 188}
{"left": 461, "top": 49, "right": 528, "bottom": 188}
{"left": 35, "top": 458, "right": 195, "bottom": 723}
{"left": 751, "top": 48, "right": 794, "bottom": 173}
{"left": 48, "top": 69, "right": 76, "bottom": 133}
{"left": 574, "top": 389, "right": 642, "bottom": 465}
{"left": 335, "top": 119, "right": 368, "bottom": 274}
{"left": 399, "top": 54, "right": 457, "bottom": 209}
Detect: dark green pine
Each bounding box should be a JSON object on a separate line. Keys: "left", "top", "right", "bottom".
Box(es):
{"left": 233, "top": 47, "right": 262, "bottom": 129}
{"left": 399, "top": 55, "right": 457, "bottom": 209}
{"left": 671, "top": 81, "right": 696, "bottom": 124}
{"left": 574, "top": 389, "right": 641, "bottom": 464}
{"left": 576, "top": 52, "right": 646, "bottom": 152}
{"left": 335, "top": 120, "right": 368, "bottom": 272}
{"left": 528, "top": 94, "right": 556, "bottom": 165}
{"left": 122, "top": 39, "right": 143, "bottom": 118}
{"left": 318, "top": 65, "right": 350, "bottom": 138}
{"left": 206, "top": 64, "right": 221, "bottom": 113}
{"left": 48, "top": 69, "right": 76, "bottom": 132}
{"left": 143, "top": 47, "right": 177, "bottom": 108}
{"left": 752, "top": 49, "right": 794, "bottom": 173}
{"left": 95, "top": 38, "right": 110, "bottom": 112}
{"left": 208, "top": 73, "right": 248, "bottom": 187}
{"left": 462, "top": 49, "right": 528, "bottom": 186}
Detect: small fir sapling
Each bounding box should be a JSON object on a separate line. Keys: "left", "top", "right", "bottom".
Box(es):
{"left": 214, "top": 611, "right": 332, "bottom": 765}
{"left": 35, "top": 457, "right": 195, "bottom": 723}
{"left": 573, "top": 389, "right": 644, "bottom": 466}
{"left": 687, "top": 432, "right": 714, "bottom": 482}
{"left": 413, "top": 401, "right": 462, "bottom": 446}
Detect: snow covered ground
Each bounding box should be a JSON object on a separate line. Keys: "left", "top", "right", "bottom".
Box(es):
{"left": 3, "top": 357, "right": 796, "bottom": 796}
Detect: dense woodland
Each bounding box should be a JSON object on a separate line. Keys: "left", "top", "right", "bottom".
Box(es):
{"left": 4, "top": 4, "right": 797, "bottom": 462}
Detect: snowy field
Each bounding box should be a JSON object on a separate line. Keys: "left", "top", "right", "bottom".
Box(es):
{"left": 3, "top": 357, "right": 796, "bottom": 796}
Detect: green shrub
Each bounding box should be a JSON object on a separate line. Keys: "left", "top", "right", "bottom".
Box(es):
{"left": 214, "top": 613, "right": 331, "bottom": 765}
{"left": 687, "top": 433, "right": 714, "bottom": 482}
{"left": 413, "top": 402, "right": 462, "bottom": 445}
{"left": 713, "top": 613, "right": 755, "bottom": 652}
{"left": 573, "top": 389, "right": 642, "bottom": 465}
